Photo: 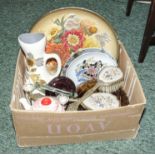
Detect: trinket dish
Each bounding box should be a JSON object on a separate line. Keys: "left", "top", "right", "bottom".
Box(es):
{"left": 98, "top": 66, "right": 124, "bottom": 93}
{"left": 82, "top": 92, "right": 120, "bottom": 110}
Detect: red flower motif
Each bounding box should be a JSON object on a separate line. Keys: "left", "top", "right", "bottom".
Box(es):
{"left": 61, "top": 29, "right": 85, "bottom": 52}
{"left": 45, "top": 42, "right": 70, "bottom": 66}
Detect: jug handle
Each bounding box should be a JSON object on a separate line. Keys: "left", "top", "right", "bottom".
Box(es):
{"left": 44, "top": 53, "right": 62, "bottom": 77}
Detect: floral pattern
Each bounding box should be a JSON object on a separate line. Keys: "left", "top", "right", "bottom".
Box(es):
{"left": 75, "top": 58, "right": 103, "bottom": 83}
{"left": 45, "top": 14, "right": 111, "bottom": 66}
{"left": 96, "top": 32, "right": 111, "bottom": 47}
{"left": 90, "top": 93, "right": 119, "bottom": 109}
{"left": 64, "top": 14, "right": 81, "bottom": 31}
{"left": 99, "top": 66, "right": 123, "bottom": 82}
{"left": 45, "top": 42, "right": 70, "bottom": 66}
{"left": 61, "top": 29, "right": 84, "bottom": 52}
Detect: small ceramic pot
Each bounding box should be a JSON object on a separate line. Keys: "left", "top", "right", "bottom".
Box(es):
{"left": 20, "top": 96, "right": 64, "bottom": 112}
{"left": 98, "top": 66, "right": 124, "bottom": 93}
{"left": 82, "top": 92, "right": 120, "bottom": 110}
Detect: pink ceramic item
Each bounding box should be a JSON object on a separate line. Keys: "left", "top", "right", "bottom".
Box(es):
{"left": 33, "top": 97, "right": 64, "bottom": 112}
{"left": 20, "top": 97, "right": 64, "bottom": 112}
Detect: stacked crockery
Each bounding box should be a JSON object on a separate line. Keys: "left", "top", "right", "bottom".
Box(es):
{"left": 18, "top": 8, "right": 128, "bottom": 112}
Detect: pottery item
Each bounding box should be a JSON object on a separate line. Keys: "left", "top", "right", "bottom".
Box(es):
{"left": 23, "top": 82, "right": 35, "bottom": 93}
{"left": 18, "top": 33, "right": 46, "bottom": 59}
{"left": 19, "top": 98, "right": 32, "bottom": 110}
{"left": 98, "top": 66, "right": 124, "bottom": 93}
{"left": 18, "top": 33, "right": 62, "bottom": 84}
{"left": 26, "top": 53, "right": 62, "bottom": 84}
{"left": 41, "top": 53, "right": 62, "bottom": 83}
{"left": 18, "top": 33, "right": 45, "bottom": 74}
{"left": 82, "top": 92, "right": 120, "bottom": 110}
{"left": 57, "top": 95, "right": 69, "bottom": 106}
{"left": 23, "top": 82, "right": 72, "bottom": 105}
{"left": 25, "top": 53, "right": 62, "bottom": 84}
{"left": 62, "top": 48, "right": 117, "bottom": 87}
{"left": 19, "top": 96, "right": 64, "bottom": 112}
{"left": 44, "top": 53, "right": 61, "bottom": 75}
{"left": 66, "top": 66, "right": 123, "bottom": 111}
{"left": 30, "top": 7, "right": 119, "bottom": 60}
{"left": 45, "top": 76, "right": 77, "bottom": 98}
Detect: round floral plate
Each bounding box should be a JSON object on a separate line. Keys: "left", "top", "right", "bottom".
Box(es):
{"left": 30, "top": 7, "right": 119, "bottom": 66}
{"left": 62, "top": 48, "right": 117, "bottom": 87}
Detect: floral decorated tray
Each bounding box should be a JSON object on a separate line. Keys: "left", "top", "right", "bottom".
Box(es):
{"left": 30, "top": 7, "right": 119, "bottom": 65}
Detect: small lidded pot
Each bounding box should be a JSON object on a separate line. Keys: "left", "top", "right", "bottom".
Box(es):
{"left": 98, "top": 66, "right": 124, "bottom": 93}
{"left": 33, "top": 97, "right": 64, "bottom": 112}
{"left": 82, "top": 92, "right": 120, "bottom": 110}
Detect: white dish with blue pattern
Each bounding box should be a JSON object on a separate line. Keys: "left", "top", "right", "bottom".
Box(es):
{"left": 62, "top": 48, "right": 117, "bottom": 87}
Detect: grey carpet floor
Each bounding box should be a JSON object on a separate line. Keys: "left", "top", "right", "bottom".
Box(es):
{"left": 0, "top": 0, "right": 155, "bottom": 153}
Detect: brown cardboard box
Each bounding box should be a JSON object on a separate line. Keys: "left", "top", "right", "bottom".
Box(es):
{"left": 10, "top": 42, "right": 146, "bottom": 147}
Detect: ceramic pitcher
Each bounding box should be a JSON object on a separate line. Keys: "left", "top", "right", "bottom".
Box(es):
{"left": 18, "top": 33, "right": 62, "bottom": 83}
{"left": 18, "top": 33, "right": 46, "bottom": 59}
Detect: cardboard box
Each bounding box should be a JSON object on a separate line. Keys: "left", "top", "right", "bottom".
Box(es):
{"left": 10, "top": 42, "right": 146, "bottom": 147}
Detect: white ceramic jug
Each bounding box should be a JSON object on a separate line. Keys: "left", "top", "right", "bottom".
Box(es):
{"left": 18, "top": 33, "right": 46, "bottom": 59}
{"left": 18, "top": 33, "right": 62, "bottom": 83}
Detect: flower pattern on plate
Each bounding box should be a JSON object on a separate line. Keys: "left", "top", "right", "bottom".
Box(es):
{"left": 45, "top": 14, "right": 111, "bottom": 66}
{"left": 75, "top": 57, "right": 104, "bottom": 83}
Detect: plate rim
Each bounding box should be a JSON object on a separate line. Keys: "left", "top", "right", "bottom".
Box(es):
{"left": 62, "top": 48, "right": 118, "bottom": 86}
